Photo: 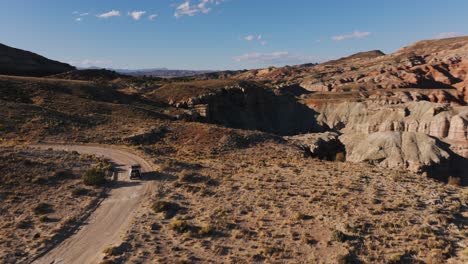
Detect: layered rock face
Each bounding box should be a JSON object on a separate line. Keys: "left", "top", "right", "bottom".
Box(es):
{"left": 156, "top": 82, "right": 322, "bottom": 136}
{"left": 310, "top": 100, "right": 467, "bottom": 178}
{"left": 0, "top": 43, "right": 75, "bottom": 77}
{"left": 340, "top": 132, "right": 451, "bottom": 173}
{"left": 316, "top": 101, "right": 467, "bottom": 144}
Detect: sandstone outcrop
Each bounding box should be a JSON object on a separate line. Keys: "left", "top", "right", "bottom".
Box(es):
{"left": 340, "top": 132, "right": 451, "bottom": 173}
{"left": 315, "top": 101, "right": 467, "bottom": 149}
{"left": 311, "top": 100, "right": 467, "bottom": 177}
{"left": 286, "top": 132, "right": 345, "bottom": 160}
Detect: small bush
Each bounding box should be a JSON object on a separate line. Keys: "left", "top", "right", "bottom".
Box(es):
{"left": 82, "top": 168, "right": 106, "bottom": 186}
{"left": 169, "top": 220, "right": 190, "bottom": 233}
{"left": 103, "top": 246, "right": 123, "bottom": 256}
{"left": 63, "top": 216, "right": 77, "bottom": 225}
{"left": 198, "top": 225, "right": 214, "bottom": 237}
{"left": 34, "top": 203, "right": 53, "bottom": 215}
{"left": 293, "top": 212, "right": 306, "bottom": 221}
{"left": 448, "top": 176, "right": 461, "bottom": 186}
{"left": 331, "top": 230, "right": 347, "bottom": 242}
{"left": 179, "top": 171, "right": 200, "bottom": 183}
{"left": 388, "top": 253, "right": 403, "bottom": 264}
{"left": 53, "top": 170, "right": 71, "bottom": 180}
{"left": 72, "top": 187, "right": 89, "bottom": 196}
{"left": 39, "top": 215, "right": 49, "bottom": 222}
{"left": 335, "top": 152, "right": 346, "bottom": 162}
{"left": 17, "top": 219, "right": 33, "bottom": 229}
{"left": 336, "top": 253, "right": 352, "bottom": 264}
{"left": 151, "top": 200, "right": 180, "bottom": 218}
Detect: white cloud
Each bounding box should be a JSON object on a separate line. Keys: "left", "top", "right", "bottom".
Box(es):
{"left": 97, "top": 10, "right": 121, "bottom": 19}
{"left": 75, "top": 17, "right": 83, "bottom": 22}
{"left": 148, "top": 14, "right": 158, "bottom": 21}
{"left": 233, "top": 51, "right": 316, "bottom": 66}
{"left": 434, "top": 32, "right": 465, "bottom": 39}
{"left": 79, "top": 12, "right": 89, "bottom": 17}
{"left": 332, "top": 31, "right": 371, "bottom": 41}
{"left": 129, "top": 11, "right": 146, "bottom": 21}
{"left": 175, "top": 0, "right": 225, "bottom": 18}
{"left": 244, "top": 34, "right": 268, "bottom": 45}
{"left": 244, "top": 35, "right": 255, "bottom": 41}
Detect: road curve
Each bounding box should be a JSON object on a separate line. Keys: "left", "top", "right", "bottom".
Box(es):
{"left": 32, "top": 145, "right": 155, "bottom": 264}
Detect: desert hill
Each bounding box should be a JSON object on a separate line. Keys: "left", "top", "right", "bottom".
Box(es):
{"left": 50, "top": 69, "right": 132, "bottom": 82}
{"left": 0, "top": 43, "right": 75, "bottom": 77}
{"left": 0, "top": 38, "right": 467, "bottom": 264}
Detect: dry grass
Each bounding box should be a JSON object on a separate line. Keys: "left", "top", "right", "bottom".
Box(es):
{"left": 108, "top": 141, "right": 467, "bottom": 264}
{"left": 0, "top": 146, "right": 105, "bottom": 262}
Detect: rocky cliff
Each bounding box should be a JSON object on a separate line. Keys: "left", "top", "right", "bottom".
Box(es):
{"left": 0, "top": 43, "right": 75, "bottom": 77}
{"left": 149, "top": 81, "right": 322, "bottom": 136}
{"left": 308, "top": 100, "right": 467, "bottom": 179}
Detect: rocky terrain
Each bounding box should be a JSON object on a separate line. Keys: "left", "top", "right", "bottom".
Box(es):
{"left": 0, "top": 43, "right": 75, "bottom": 77}
{"left": 101, "top": 140, "right": 467, "bottom": 264}
{"left": 0, "top": 38, "right": 466, "bottom": 264}
{"left": 205, "top": 37, "right": 468, "bottom": 105}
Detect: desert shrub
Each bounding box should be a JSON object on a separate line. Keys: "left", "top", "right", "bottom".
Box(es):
{"left": 331, "top": 230, "right": 347, "bottom": 242}
{"left": 72, "top": 187, "right": 89, "bottom": 196}
{"left": 38, "top": 215, "right": 49, "bottom": 222}
{"left": 151, "top": 200, "right": 180, "bottom": 218}
{"left": 34, "top": 202, "right": 53, "bottom": 215}
{"left": 335, "top": 152, "right": 346, "bottom": 162}
{"left": 99, "top": 261, "right": 115, "bottom": 264}
{"left": 198, "top": 225, "right": 214, "bottom": 237}
{"left": 448, "top": 176, "right": 461, "bottom": 186}
{"left": 16, "top": 219, "right": 33, "bottom": 229}
{"left": 179, "top": 171, "right": 200, "bottom": 183}
{"left": 336, "top": 253, "right": 352, "bottom": 264}
{"left": 53, "top": 170, "right": 72, "bottom": 180}
{"left": 96, "top": 161, "right": 113, "bottom": 172}
{"left": 82, "top": 167, "right": 106, "bottom": 186}
{"left": 102, "top": 246, "right": 125, "bottom": 256}
{"left": 169, "top": 220, "right": 190, "bottom": 233}
{"left": 293, "top": 212, "right": 306, "bottom": 220}
{"left": 63, "top": 216, "right": 77, "bottom": 225}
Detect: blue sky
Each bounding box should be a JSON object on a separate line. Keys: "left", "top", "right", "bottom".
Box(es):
{"left": 1, "top": 0, "right": 467, "bottom": 70}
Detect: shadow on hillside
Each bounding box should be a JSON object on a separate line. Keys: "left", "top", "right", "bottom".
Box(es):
{"left": 199, "top": 85, "right": 323, "bottom": 136}
{"left": 141, "top": 171, "right": 178, "bottom": 181}
{"left": 425, "top": 139, "right": 467, "bottom": 186}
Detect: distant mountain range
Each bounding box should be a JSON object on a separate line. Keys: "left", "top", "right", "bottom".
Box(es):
{"left": 79, "top": 67, "right": 215, "bottom": 78}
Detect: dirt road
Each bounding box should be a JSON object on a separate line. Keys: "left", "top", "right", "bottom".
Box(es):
{"left": 32, "top": 145, "right": 155, "bottom": 264}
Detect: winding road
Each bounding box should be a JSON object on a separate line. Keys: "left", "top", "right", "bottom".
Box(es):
{"left": 32, "top": 145, "right": 155, "bottom": 264}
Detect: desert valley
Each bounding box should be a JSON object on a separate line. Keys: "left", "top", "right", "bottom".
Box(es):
{"left": 0, "top": 1, "right": 468, "bottom": 262}
{"left": 0, "top": 35, "right": 466, "bottom": 264}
